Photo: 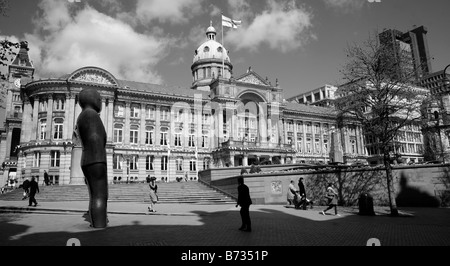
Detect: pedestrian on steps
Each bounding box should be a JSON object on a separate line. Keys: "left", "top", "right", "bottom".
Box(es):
{"left": 148, "top": 177, "right": 158, "bottom": 213}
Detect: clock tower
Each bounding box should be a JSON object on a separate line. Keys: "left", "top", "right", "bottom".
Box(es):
{"left": 0, "top": 40, "right": 35, "bottom": 187}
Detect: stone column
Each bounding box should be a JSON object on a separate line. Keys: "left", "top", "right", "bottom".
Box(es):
{"left": 45, "top": 96, "right": 53, "bottom": 140}
{"left": 243, "top": 154, "right": 248, "bottom": 166}
{"left": 107, "top": 99, "right": 114, "bottom": 143}
{"left": 218, "top": 104, "right": 224, "bottom": 145}
{"left": 5, "top": 127, "right": 13, "bottom": 160}
{"left": 32, "top": 97, "right": 39, "bottom": 141}
{"left": 64, "top": 94, "right": 75, "bottom": 140}
{"left": 140, "top": 103, "right": 146, "bottom": 145}
{"left": 124, "top": 102, "right": 131, "bottom": 145}
{"left": 21, "top": 98, "right": 32, "bottom": 143}
{"left": 155, "top": 106, "right": 161, "bottom": 146}
{"left": 100, "top": 98, "right": 106, "bottom": 126}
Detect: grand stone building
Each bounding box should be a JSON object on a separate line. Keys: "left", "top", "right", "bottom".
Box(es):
{"left": 0, "top": 24, "right": 368, "bottom": 186}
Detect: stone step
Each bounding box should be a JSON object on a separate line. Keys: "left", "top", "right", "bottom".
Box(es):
{"left": 0, "top": 182, "right": 236, "bottom": 204}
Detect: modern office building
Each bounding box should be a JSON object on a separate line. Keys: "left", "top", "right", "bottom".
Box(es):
{"left": 379, "top": 25, "right": 433, "bottom": 83}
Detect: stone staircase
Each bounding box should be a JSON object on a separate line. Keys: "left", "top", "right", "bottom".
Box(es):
{"left": 0, "top": 182, "right": 236, "bottom": 204}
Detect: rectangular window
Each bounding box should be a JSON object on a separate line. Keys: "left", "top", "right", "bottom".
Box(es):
{"left": 161, "top": 109, "right": 169, "bottom": 121}
{"left": 53, "top": 118, "right": 64, "bottom": 140}
{"left": 146, "top": 156, "right": 154, "bottom": 170}
{"left": 130, "top": 105, "right": 140, "bottom": 118}
{"left": 50, "top": 151, "right": 60, "bottom": 167}
{"left": 145, "top": 130, "right": 154, "bottom": 145}
{"left": 114, "top": 125, "right": 123, "bottom": 143}
{"left": 146, "top": 106, "right": 155, "bottom": 119}
{"left": 315, "top": 139, "right": 320, "bottom": 153}
{"left": 202, "top": 135, "right": 208, "bottom": 148}
{"left": 40, "top": 120, "right": 47, "bottom": 140}
{"left": 160, "top": 132, "right": 168, "bottom": 145}
{"left": 176, "top": 158, "right": 183, "bottom": 171}
{"left": 297, "top": 122, "right": 303, "bottom": 133}
{"left": 130, "top": 126, "right": 139, "bottom": 144}
{"left": 190, "top": 159, "right": 197, "bottom": 171}
{"left": 129, "top": 156, "right": 138, "bottom": 170}
{"left": 297, "top": 137, "right": 303, "bottom": 153}
{"left": 175, "top": 133, "right": 182, "bottom": 146}
{"left": 33, "top": 152, "right": 41, "bottom": 167}
{"left": 189, "top": 134, "right": 195, "bottom": 147}
{"left": 114, "top": 105, "right": 124, "bottom": 117}
{"left": 113, "top": 154, "right": 122, "bottom": 170}
{"left": 161, "top": 156, "right": 168, "bottom": 171}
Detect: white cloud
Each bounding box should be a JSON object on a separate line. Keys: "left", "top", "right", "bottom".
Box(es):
{"left": 136, "top": 0, "right": 205, "bottom": 25}
{"left": 24, "top": 0, "right": 173, "bottom": 84}
{"left": 225, "top": 0, "right": 315, "bottom": 53}
{"left": 322, "top": 0, "right": 365, "bottom": 13}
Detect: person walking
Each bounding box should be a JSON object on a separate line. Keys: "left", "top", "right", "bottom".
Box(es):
{"left": 28, "top": 177, "right": 39, "bottom": 207}
{"left": 148, "top": 177, "right": 158, "bottom": 213}
{"left": 287, "top": 180, "right": 296, "bottom": 206}
{"left": 22, "top": 178, "right": 30, "bottom": 200}
{"left": 43, "top": 170, "right": 49, "bottom": 186}
{"left": 321, "top": 182, "right": 339, "bottom": 216}
{"left": 296, "top": 177, "right": 307, "bottom": 210}
{"left": 236, "top": 176, "right": 252, "bottom": 232}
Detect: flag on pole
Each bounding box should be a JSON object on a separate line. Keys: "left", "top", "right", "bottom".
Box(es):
{"left": 222, "top": 14, "right": 241, "bottom": 29}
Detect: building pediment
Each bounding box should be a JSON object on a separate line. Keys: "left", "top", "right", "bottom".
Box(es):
{"left": 68, "top": 67, "right": 119, "bottom": 87}
{"left": 236, "top": 69, "right": 270, "bottom": 87}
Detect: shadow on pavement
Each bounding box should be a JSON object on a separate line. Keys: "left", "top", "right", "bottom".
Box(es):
{"left": 1, "top": 206, "right": 449, "bottom": 246}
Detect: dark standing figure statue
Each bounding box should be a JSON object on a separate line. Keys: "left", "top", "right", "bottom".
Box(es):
{"left": 76, "top": 88, "right": 108, "bottom": 228}
{"left": 236, "top": 176, "right": 252, "bottom": 232}
{"left": 28, "top": 177, "right": 39, "bottom": 207}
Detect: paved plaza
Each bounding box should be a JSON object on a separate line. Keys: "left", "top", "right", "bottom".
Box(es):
{"left": 1, "top": 200, "right": 449, "bottom": 247}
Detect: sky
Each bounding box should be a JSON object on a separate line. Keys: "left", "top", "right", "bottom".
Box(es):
{"left": 1, "top": 0, "right": 450, "bottom": 99}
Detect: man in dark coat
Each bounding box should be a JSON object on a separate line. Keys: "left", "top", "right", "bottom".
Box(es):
{"left": 76, "top": 88, "right": 108, "bottom": 228}
{"left": 44, "top": 170, "right": 49, "bottom": 186}
{"left": 28, "top": 177, "right": 39, "bottom": 207}
{"left": 22, "top": 178, "right": 30, "bottom": 200}
{"left": 236, "top": 176, "right": 252, "bottom": 232}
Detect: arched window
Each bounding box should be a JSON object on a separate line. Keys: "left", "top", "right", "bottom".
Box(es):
{"left": 53, "top": 118, "right": 64, "bottom": 139}
{"left": 190, "top": 158, "right": 197, "bottom": 171}
{"left": 39, "top": 119, "right": 47, "bottom": 140}
{"left": 130, "top": 125, "right": 139, "bottom": 144}
{"left": 145, "top": 126, "right": 154, "bottom": 145}
{"left": 113, "top": 124, "right": 123, "bottom": 143}
{"left": 188, "top": 129, "right": 196, "bottom": 147}
{"left": 203, "top": 46, "right": 210, "bottom": 52}
{"left": 174, "top": 128, "right": 182, "bottom": 147}
{"left": 160, "top": 127, "right": 168, "bottom": 146}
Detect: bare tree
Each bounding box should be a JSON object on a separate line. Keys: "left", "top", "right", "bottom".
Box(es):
{"left": 335, "top": 34, "right": 427, "bottom": 216}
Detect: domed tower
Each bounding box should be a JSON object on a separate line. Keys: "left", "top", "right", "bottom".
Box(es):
{"left": 191, "top": 21, "right": 233, "bottom": 91}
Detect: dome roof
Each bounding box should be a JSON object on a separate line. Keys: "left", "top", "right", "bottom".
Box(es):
{"left": 193, "top": 22, "right": 230, "bottom": 63}
{"left": 193, "top": 40, "right": 230, "bottom": 63}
